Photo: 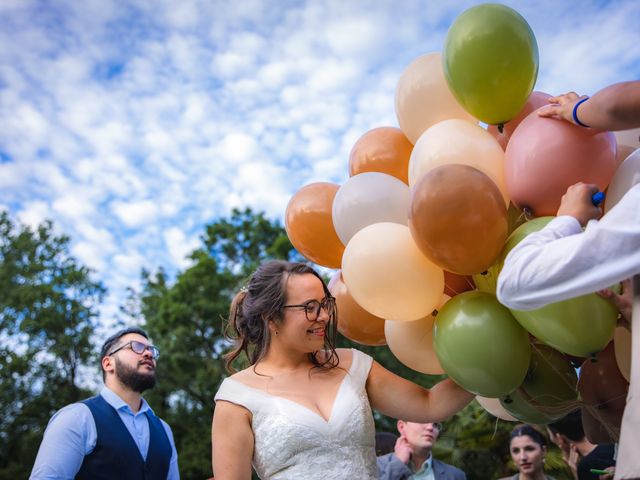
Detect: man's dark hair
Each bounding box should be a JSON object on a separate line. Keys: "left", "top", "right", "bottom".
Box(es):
{"left": 547, "top": 409, "right": 585, "bottom": 442}
{"left": 99, "top": 327, "right": 149, "bottom": 380}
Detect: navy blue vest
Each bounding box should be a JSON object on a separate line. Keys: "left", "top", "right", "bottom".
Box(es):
{"left": 76, "top": 395, "right": 172, "bottom": 480}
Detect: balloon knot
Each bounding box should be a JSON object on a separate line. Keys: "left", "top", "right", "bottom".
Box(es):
{"left": 431, "top": 309, "right": 439, "bottom": 317}
{"left": 503, "top": 395, "right": 513, "bottom": 404}
{"left": 589, "top": 353, "right": 598, "bottom": 363}
{"left": 497, "top": 123, "right": 504, "bottom": 134}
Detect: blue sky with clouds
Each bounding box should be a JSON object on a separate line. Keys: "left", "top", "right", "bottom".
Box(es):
{"left": 1, "top": 0, "right": 639, "bottom": 328}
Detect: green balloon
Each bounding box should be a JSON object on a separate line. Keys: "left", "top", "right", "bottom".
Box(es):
{"left": 443, "top": 4, "right": 539, "bottom": 125}
{"left": 501, "top": 344, "right": 580, "bottom": 423}
{"left": 511, "top": 296, "right": 617, "bottom": 357}
{"left": 434, "top": 291, "right": 530, "bottom": 397}
{"left": 472, "top": 217, "right": 553, "bottom": 294}
{"left": 500, "top": 389, "right": 560, "bottom": 425}
{"left": 521, "top": 343, "right": 578, "bottom": 407}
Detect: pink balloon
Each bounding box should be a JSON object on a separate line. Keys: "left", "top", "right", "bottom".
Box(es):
{"left": 488, "top": 91, "right": 551, "bottom": 150}
{"left": 505, "top": 111, "right": 617, "bottom": 217}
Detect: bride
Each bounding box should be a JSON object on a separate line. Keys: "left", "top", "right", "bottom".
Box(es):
{"left": 212, "top": 260, "right": 473, "bottom": 479}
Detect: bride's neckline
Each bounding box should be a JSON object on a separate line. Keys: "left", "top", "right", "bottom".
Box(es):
{"left": 226, "top": 350, "right": 357, "bottom": 423}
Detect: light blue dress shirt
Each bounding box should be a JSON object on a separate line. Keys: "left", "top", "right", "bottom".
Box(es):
{"left": 30, "top": 387, "right": 179, "bottom": 480}
{"left": 410, "top": 455, "right": 435, "bottom": 480}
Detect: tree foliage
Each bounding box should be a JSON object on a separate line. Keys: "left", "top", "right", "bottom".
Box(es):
{"left": 0, "top": 211, "right": 104, "bottom": 479}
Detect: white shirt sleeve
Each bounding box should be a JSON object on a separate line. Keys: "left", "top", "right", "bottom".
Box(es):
{"left": 497, "top": 183, "right": 640, "bottom": 311}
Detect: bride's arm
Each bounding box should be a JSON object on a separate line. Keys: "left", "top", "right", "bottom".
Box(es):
{"left": 366, "top": 360, "right": 473, "bottom": 422}
{"left": 212, "top": 401, "right": 254, "bottom": 480}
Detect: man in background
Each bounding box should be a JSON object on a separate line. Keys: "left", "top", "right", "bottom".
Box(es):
{"left": 377, "top": 420, "right": 466, "bottom": 480}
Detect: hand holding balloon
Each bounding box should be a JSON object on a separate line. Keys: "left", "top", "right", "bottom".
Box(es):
{"left": 538, "top": 81, "right": 640, "bottom": 131}
{"left": 598, "top": 278, "right": 633, "bottom": 329}
{"left": 556, "top": 182, "right": 602, "bottom": 226}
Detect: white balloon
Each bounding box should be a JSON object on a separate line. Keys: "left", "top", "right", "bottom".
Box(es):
{"left": 614, "top": 128, "right": 640, "bottom": 150}
{"left": 395, "top": 53, "right": 476, "bottom": 144}
{"left": 604, "top": 148, "right": 640, "bottom": 213}
{"left": 332, "top": 172, "right": 410, "bottom": 246}
{"left": 476, "top": 396, "right": 518, "bottom": 422}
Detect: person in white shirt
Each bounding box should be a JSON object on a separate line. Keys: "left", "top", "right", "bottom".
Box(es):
{"left": 497, "top": 81, "right": 640, "bottom": 480}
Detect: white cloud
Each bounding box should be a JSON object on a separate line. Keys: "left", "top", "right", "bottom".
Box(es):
{"left": 163, "top": 226, "right": 199, "bottom": 269}
{"left": 110, "top": 199, "right": 159, "bottom": 228}
{"left": 1, "top": 0, "right": 639, "bottom": 333}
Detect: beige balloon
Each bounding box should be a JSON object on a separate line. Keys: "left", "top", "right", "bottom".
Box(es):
{"left": 408, "top": 119, "right": 509, "bottom": 206}
{"left": 385, "top": 295, "right": 450, "bottom": 375}
{"left": 614, "top": 326, "right": 631, "bottom": 382}
{"left": 342, "top": 222, "right": 444, "bottom": 322}
{"left": 604, "top": 148, "right": 640, "bottom": 213}
{"left": 475, "top": 396, "right": 518, "bottom": 422}
{"left": 395, "top": 53, "right": 476, "bottom": 144}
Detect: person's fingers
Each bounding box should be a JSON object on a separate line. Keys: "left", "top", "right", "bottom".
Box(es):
{"left": 538, "top": 104, "right": 560, "bottom": 117}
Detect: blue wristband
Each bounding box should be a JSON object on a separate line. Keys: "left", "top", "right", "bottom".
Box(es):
{"left": 572, "top": 97, "right": 590, "bottom": 127}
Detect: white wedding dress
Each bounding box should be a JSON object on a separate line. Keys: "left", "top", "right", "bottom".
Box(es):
{"left": 214, "top": 349, "right": 378, "bottom": 479}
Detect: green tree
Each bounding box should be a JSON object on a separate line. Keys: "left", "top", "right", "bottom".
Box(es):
{"left": 0, "top": 211, "right": 104, "bottom": 479}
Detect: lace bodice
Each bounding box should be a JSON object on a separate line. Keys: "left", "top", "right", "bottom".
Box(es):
{"left": 214, "top": 349, "right": 378, "bottom": 479}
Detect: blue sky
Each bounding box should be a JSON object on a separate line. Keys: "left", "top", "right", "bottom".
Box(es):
{"left": 1, "top": 0, "right": 639, "bottom": 329}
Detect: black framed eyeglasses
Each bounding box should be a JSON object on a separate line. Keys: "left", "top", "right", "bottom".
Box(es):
{"left": 109, "top": 340, "right": 160, "bottom": 359}
{"left": 283, "top": 296, "right": 336, "bottom": 322}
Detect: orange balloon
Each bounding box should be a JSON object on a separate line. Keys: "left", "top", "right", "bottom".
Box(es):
{"left": 328, "top": 270, "right": 386, "bottom": 346}
{"left": 505, "top": 111, "right": 617, "bottom": 217}
{"left": 444, "top": 271, "right": 475, "bottom": 297}
{"left": 487, "top": 91, "right": 551, "bottom": 150}
{"left": 409, "top": 164, "right": 508, "bottom": 275}
{"left": 349, "top": 127, "right": 413, "bottom": 184}
{"left": 285, "top": 183, "right": 345, "bottom": 268}
{"left": 578, "top": 342, "right": 628, "bottom": 441}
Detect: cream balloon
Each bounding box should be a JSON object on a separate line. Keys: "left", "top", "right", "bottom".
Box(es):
{"left": 332, "top": 172, "right": 410, "bottom": 246}
{"left": 476, "top": 396, "right": 518, "bottom": 422}
{"left": 384, "top": 295, "right": 450, "bottom": 375}
{"left": 342, "top": 222, "right": 444, "bottom": 322}
{"left": 604, "top": 148, "right": 640, "bottom": 213}
{"left": 395, "top": 53, "right": 476, "bottom": 144}
{"left": 614, "top": 326, "right": 631, "bottom": 382}
{"left": 615, "top": 128, "right": 640, "bottom": 149}
{"left": 408, "top": 119, "right": 509, "bottom": 205}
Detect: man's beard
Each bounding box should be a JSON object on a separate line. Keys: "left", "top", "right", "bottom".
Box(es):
{"left": 114, "top": 357, "right": 157, "bottom": 393}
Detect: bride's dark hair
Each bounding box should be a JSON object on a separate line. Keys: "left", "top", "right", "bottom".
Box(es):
{"left": 224, "top": 260, "right": 338, "bottom": 373}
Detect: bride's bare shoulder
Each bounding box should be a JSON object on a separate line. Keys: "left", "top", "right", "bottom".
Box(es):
{"left": 334, "top": 347, "right": 355, "bottom": 369}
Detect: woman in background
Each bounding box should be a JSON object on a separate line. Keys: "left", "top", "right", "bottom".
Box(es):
{"left": 499, "top": 424, "right": 555, "bottom": 480}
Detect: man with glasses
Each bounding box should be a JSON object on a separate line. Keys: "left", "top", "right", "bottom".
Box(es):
{"left": 30, "top": 327, "right": 179, "bottom": 479}
{"left": 377, "top": 420, "right": 466, "bottom": 479}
